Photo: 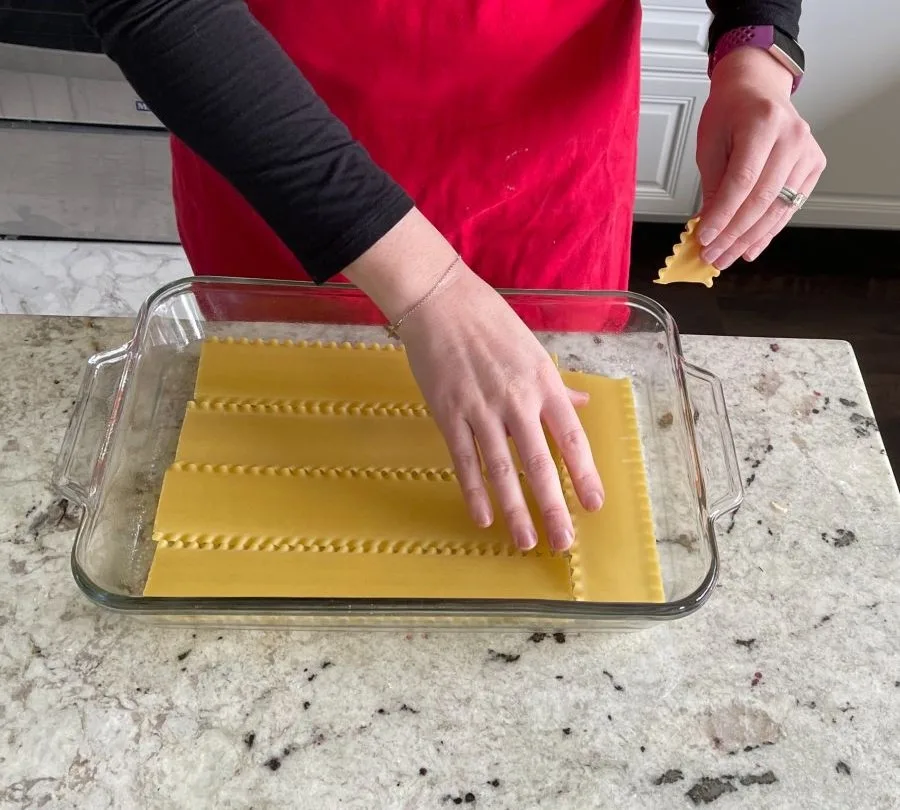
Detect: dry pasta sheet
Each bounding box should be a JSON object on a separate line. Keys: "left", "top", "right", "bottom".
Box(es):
{"left": 143, "top": 338, "right": 664, "bottom": 602}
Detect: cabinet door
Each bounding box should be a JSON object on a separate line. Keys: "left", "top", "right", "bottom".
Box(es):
{"left": 634, "top": 74, "right": 708, "bottom": 220}
{"left": 636, "top": 0, "right": 711, "bottom": 220}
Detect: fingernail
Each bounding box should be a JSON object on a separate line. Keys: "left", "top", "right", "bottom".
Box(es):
{"left": 744, "top": 248, "right": 760, "bottom": 262}
{"left": 698, "top": 227, "right": 719, "bottom": 246}
{"left": 518, "top": 527, "right": 538, "bottom": 551}
{"left": 551, "top": 528, "right": 574, "bottom": 552}
{"left": 475, "top": 503, "right": 492, "bottom": 528}
{"left": 584, "top": 491, "right": 603, "bottom": 511}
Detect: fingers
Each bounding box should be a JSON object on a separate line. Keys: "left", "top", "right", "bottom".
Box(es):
{"left": 700, "top": 138, "right": 794, "bottom": 268}
{"left": 696, "top": 121, "right": 728, "bottom": 210}
{"left": 460, "top": 390, "right": 602, "bottom": 553}
{"left": 696, "top": 120, "right": 778, "bottom": 250}
{"left": 443, "top": 419, "right": 493, "bottom": 529}
{"left": 505, "top": 414, "right": 574, "bottom": 552}
{"left": 698, "top": 107, "right": 825, "bottom": 268}
{"left": 541, "top": 394, "right": 605, "bottom": 514}
{"left": 743, "top": 159, "right": 825, "bottom": 263}
{"left": 567, "top": 386, "right": 589, "bottom": 408}
{"left": 709, "top": 160, "right": 807, "bottom": 269}
{"left": 473, "top": 417, "right": 541, "bottom": 551}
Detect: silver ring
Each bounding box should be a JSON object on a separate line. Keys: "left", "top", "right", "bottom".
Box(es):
{"left": 778, "top": 186, "right": 807, "bottom": 209}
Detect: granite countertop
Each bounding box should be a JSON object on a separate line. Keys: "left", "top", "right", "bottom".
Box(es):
{"left": 1, "top": 315, "right": 897, "bottom": 810}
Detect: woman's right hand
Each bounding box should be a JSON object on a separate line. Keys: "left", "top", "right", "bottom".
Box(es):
{"left": 345, "top": 209, "right": 604, "bottom": 552}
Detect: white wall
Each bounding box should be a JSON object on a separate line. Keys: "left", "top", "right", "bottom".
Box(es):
{"left": 791, "top": 1, "right": 900, "bottom": 228}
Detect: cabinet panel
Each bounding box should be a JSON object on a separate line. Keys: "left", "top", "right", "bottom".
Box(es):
{"left": 634, "top": 74, "right": 708, "bottom": 219}
{"left": 640, "top": 0, "right": 711, "bottom": 74}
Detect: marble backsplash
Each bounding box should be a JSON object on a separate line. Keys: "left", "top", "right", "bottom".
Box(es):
{"left": 0, "top": 239, "right": 187, "bottom": 317}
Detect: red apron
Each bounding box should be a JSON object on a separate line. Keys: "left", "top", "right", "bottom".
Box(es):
{"left": 172, "top": 0, "right": 642, "bottom": 330}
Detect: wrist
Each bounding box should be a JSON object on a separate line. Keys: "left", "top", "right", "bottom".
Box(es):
{"left": 342, "top": 208, "right": 460, "bottom": 323}
{"left": 710, "top": 46, "right": 794, "bottom": 99}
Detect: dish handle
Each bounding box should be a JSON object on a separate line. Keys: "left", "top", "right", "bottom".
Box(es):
{"left": 683, "top": 362, "right": 744, "bottom": 522}
{"left": 53, "top": 344, "right": 130, "bottom": 506}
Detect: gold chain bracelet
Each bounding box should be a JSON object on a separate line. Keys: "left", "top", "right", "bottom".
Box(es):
{"left": 385, "top": 254, "right": 462, "bottom": 339}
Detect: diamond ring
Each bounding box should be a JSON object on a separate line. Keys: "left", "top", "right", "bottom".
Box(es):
{"left": 778, "top": 186, "right": 807, "bottom": 209}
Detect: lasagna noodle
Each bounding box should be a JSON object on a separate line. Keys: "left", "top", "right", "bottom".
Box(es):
{"left": 143, "top": 339, "right": 664, "bottom": 603}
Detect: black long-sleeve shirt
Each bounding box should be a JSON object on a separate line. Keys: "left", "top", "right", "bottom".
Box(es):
{"left": 84, "top": 0, "right": 802, "bottom": 283}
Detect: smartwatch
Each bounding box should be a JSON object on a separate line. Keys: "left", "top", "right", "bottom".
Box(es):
{"left": 709, "top": 25, "right": 806, "bottom": 94}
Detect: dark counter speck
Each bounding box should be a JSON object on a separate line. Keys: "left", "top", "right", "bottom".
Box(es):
{"left": 488, "top": 649, "right": 520, "bottom": 663}
{"left": 419, "top": 767, "right": 428, "bottom": 776}
{"left": 836, "top": 761, "right": 851, "bottom": 776}
{"left": 602, "top": 670, "right": 625, "bottom": 692}
{"left": 850, "top": 412, "right": 877, "bottom": 438}
{"left": 824, "top": 529, "right": 857, "bottom": 548}
{"left": 487, "top": 778, "right": 500, "bottom": 787}
{"left": 814, "top": 614, "right": 832, "bottom": 628}
{"left": 740, "top": 771, "right": 777, "bottom": 786}
{"left": 400, "top": 704, "right": 419, "bottom": 714}
{"left": 264, "top": 757, "right": 281, "bottom": 772}
{"left": 562, "top": 727, "right": 571, "bottom": 736}
{"left": 243, "top": 732, "right": 256, "bottom": 750}
{"left": 26, "top": 498, "right": 79, "bottom": 540}
{"left": 654, "top": 769, "right": 684, "bottom": 786}
{"left": 686, "top": 777, "right": 736, "bottom": 804}
{"left": 464, "top": 792, "right": 475, "bottom": 803}
{"left": 839, "top": 398, "right": 858, "bottom": 408}
{"left": 176, "top": 650, "right": 191, "bottom": 661}
{"left": 657, "top": 412, "right": 674, "bottom": 429}
{"left": 553, "top": 632, "right": 566, "bottom": 644}
{"left": 303, "top": 701, "right": 310, "bottom": 710}
{"left": 322, "top": 660, "right": 333, "bottom": 669}
{"left": 735, "top": 638, "right": 756, "bottom": 651}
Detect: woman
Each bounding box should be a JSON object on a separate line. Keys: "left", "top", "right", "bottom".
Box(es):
{"left": 86, "top": 0, "right": 823, "bottom": 553}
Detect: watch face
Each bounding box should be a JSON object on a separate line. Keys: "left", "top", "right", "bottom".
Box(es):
{"left": 773, "top": 28, "right": 805, "bottom": 73}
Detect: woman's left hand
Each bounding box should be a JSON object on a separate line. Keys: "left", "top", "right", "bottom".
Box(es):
{"left": 695, "top": 47, "right": 826, "bottom": 269}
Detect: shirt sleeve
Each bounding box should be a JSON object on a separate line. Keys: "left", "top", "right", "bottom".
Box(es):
{"left": 706, "top": 1, "right": 802, "bottom": 52}
{"left": 83, "top": 0, "right": 414, "bottom": 283}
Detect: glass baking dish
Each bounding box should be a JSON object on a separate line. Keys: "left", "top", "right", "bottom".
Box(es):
{"left": 53, "top": 276, "right": 742, "bottom": 630}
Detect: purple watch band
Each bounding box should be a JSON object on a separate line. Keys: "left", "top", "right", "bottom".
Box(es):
{"left": 709, "top": 25, "right": 803, "bottom": 94}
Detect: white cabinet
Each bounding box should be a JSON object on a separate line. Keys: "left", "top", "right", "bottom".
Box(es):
{"left": 634, "top": 75, "right": 707, "bottom": 218}
{"left": 636, "top": 0, "right": 711, "bottom": 220}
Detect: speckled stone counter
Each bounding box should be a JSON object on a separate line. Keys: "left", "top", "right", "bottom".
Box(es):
{"left": 1, "top": 316, "right": 897, "bottom": 810}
